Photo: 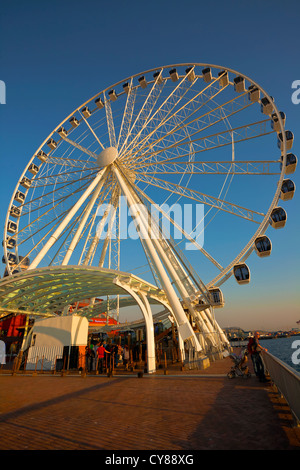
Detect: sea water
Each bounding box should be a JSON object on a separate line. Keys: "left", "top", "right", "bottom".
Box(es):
{"left": 260, "top": 336, "right": 300, "bottom": 374}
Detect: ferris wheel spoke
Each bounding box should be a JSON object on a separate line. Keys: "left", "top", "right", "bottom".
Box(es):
{"left": 79, "top": 109, "right": 105, "bottom": 151}
{"left": 20, "top": 171, "right": 98, "bottom": 219}
{"left": 130, "top": 119, "right": 273, "bottom": 168}
{"left": 104, "top": 93, "right": 117, "bottom": 148}
{"left": 134, "top": 172, "right": 265, "bottom": 223}
{"left": 135, "top": 159, "right": 281, "bottom": 176}
{"left": 46, "top": 155, "right": 96, "bottom": 170}
{"left": 58, "top": 134, "right": 99, "bottom": 160}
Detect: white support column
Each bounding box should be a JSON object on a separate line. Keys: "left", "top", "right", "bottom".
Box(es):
{"left": 149, "top": 295, "right": 185, "bottom": 362}
{"left": 114, "top": 165, "right": 201, "bottom": 351}
{"left": 113, "top": 278, "right": 156, "bottom": 374}
{"left": 28, "top": 167, "right": 108, "bottom": 270}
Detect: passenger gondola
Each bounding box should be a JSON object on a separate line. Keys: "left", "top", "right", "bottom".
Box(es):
{"left": 233, "top": 76, "right": 245, "bottom": 93}
{"left": 153, "top": 71, "right": 164, "bottom": 84}
{"left": 69, "top": 116, "right": 80, "bottom": 127}
{"left": 260, "top": 96, "right": 274, "bottom": 115}
{"left": 81, "top": 106, "right": 91, "bottom": 118}
{"left": 271, "top": 111, "right": 286, "bottom": 132}
{"left": 202, "top": 67, "right": 212, "bottom": 83}
{"left": 269, "top": 207, "right": 287, "bottom": 229}
{"left": 169, "top": 68, "right": 179, "bottom": 82}
{"left": 108, "top": 89, "right": 118, "bottom": 100}
{"left": 138, "top": 76, "right": 147, "bottom": 89}
{"left": 218, "top": 70, "right": 228, "bottom": 87}
{"left": 280, "top": 153, "right": 297, "bottom": 174}
{"left": 233, "top": 264, "right": 250, "bottom": 285}
{"left": 254, "top": 236, "right": 272, "bottom": 257}
{"left": 20, "top": 177, "right": 31, "bottom": 189}
{"left": 277, "top": 131, "right": 294, "bottom": 151}
{"left": 280, "top": 179, "right": 295, "bottom": 201}
{"left": 36, "top": 150, "right": 48, "bottom": 162}
{"left": 248, "top": 85, "right": 260, "bottom": 102}
{"left": 186, "top": 66, "right": 195, "bottom": 82}
{"left": 14, "top": 190, "right": 25, "bottom": 203}
{"left": 28, "top": 163, "right": 39, "bottom": 175}
{"left": 47, "top": 138, "right": 57, "bottom": 150}
{"left": 7, "top": 221, "right": 17, "bottom": 233}
{"left": 208, "top": 287, "right": 225, "bottom": 308}
{"left": 95, "top": 97, "right": 104, "bottom": 108}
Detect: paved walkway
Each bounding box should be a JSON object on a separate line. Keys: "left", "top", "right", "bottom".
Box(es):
{"left": 1, "top": 353, "right": 300, "bottom": 450}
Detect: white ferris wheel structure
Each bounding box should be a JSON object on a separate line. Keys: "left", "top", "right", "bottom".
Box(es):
{"left": 1, "top": 63, "right": 296, "bottom": 371}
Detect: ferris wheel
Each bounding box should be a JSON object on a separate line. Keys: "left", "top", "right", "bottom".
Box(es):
{"left": 2, "top": 63, "right": 296, "bottom": 350}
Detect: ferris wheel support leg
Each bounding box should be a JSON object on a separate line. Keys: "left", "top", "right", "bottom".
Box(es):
{"left": 128, "top": 184, "right": 213, "bottom": 350}
{"left": 28, "top": 167, "right": 108, "bottom": 270}
{"left": 113, "top": 278, "right": 156, "bottom": 374}
{"left": 114, "top": 166, "right": 201, "bottom": 352}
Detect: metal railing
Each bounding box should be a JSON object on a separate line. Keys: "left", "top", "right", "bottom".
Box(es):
{"left": 262, "top": 350, "right": 300, "bottom": 426}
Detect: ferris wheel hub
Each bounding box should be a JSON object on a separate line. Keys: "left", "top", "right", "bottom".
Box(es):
{"left": 97, "top": 146, "right": 118, "bottom": 167}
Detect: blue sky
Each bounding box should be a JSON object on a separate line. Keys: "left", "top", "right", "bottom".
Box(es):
{"left": 0, "top": 0, "right": 299, "bottom": 331}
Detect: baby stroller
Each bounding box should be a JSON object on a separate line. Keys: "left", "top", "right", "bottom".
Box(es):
{"left": 227, "top": 349, "right": 251, "bottom": 379}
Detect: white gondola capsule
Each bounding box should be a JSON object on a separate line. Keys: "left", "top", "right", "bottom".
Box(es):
{"left": 36, "top": 150, "right": 48, "bottom": 162}
{"left": 271, "top": 111, "right": 286, "bottom": 132}
{"left": 81, "top": 106, "right": 91, "bottom": 118}
{"left": 69, "top": 116, "right": 79, "bottom": 128}
{"left": 4, "top": 237, "right": 16, "bottom": 249}
{"left": 14, "top": 190, "right": 25, "bottom": 203}
{"left": 218, "top": 70, "right": 229, "bottom": 87}
{"left": 95, "top": 97, "right": 104, "bottom": 108}
{"left": 169, "top": 68, "right": 179, "bottom": 82}
{"left": 260, "top": 96, "right": 274, "bottom": 115}
{"left": 277, "top": 131, "right": 294, "bottom": 151}
{"left": 57, "top": 127, "right": 67, "bottom": 137}
{"left": 7, "top": 221, "right": 17, "bottom": 233}
{"left": 234, "top": 76, "right": 245, "bottom": 92}
{"left": 281, "top": 153, "right": 297, "bottom": 175}
{"left": 254, "top": 236, "right": 272, "bottom": 257}
{"left": 233, "top": 263, "right": 250, "bottom": 285}
{"left": 202, "top": 67, "right": 212, "bottom": 83}
{"left": 2, "top": 253, "right": 17, "bottom": 264}
{"left": 20, "top": 176, "right": 31, "bottom": 189}
{"left": 123, "top": 82, "right": 131, "bottom": 94}
{"left": 138, "top": 76, "right": 147, "bottom": 89}
{"left": 10, "top": 205, "right": 21, "bottom": 218}
{"left": 280, "top": 179, "right": 295, "bottom": 201}
{"left": 108, "top": 89, "right": 117, "bottom": 101}
{"left": 185, "top": 66, "right": 195, "bottom": 82}
{"left": 248, "top": 85, "right": 260, "bottom": 102}
{"left": 47, "top": 138, "right": 57, "bottom": 150}
{"left": 208, "top": 287, "right": 225, "bottom": 308}
{"left": 28, "top": 163, "right": 39, "bottom": 175}
{"left": 269, "top": 207, "right": 287, "bottom": 229}
{"left": 153, "top": 71, "right": 164, "bottom": 84}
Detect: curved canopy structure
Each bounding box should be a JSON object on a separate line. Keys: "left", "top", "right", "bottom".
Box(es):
{"left": 0, "top": 265, "right": 169, "bottom": 319}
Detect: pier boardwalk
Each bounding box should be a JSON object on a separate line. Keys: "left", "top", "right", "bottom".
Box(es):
{"left": 0, "top": 351, "right": 300, "bottom": 451}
